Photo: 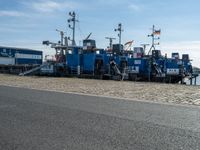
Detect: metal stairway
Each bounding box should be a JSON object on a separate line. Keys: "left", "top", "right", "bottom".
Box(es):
{"left": 19, "top": 64, "right": 47, "bottom": 76}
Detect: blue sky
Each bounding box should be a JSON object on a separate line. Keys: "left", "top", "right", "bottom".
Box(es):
{"left": 0, "top": 0, "right": 200, "bottom": 67}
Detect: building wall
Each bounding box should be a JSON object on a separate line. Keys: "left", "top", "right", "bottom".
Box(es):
{"left": 0, "top": 46, "right": 43, "bottom": 65}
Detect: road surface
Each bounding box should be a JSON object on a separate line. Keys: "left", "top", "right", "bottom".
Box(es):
{"left": 0, "top": 85, "right": 200, "bottom": 150}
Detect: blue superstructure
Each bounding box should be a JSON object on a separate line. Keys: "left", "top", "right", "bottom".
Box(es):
{"left": 41, "top": 12, "right": 196, "bottom": 84}
{"left": 48, "top": 34, "right": 194, "bottom": 83}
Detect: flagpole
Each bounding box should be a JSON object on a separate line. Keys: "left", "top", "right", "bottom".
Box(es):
{"left": 152, "top": 25, "right": 155, "bottom": 51}
{"left": 148, "top": 25, "right": 160, "bottom": 55}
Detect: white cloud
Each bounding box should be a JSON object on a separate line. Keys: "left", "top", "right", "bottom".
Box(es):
{"left": 96, "top": 0, "right": 124, "bottom": 5}
{"left": 161, "top": 41, "right": 200, "bottom": 67}
{"left": 0, "top": 24, "right": 39, "bottom": 33}
{"left": 129, "top": 4, "right": 141, "bottom": 12}
{"left": 162, "top": 41, "right": 200, "bottom": 51}
{"left": 0, "top": 10, "right": 26, "bottom": 17}
{"left": 31, "top": 0, "right": 77, "bottom": 12}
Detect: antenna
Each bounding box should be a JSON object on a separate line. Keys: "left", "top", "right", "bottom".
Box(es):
{"left": 68, "top": 11, "right": 78, "bottom": 46}
{"left": 147, "top": 25, "right": 161, "bottom": 55}
{"left": 105, "top": 37, "right": 116, "bottom": 50}
{"left": 114, "top": 23, "right": 123, "bottom": 52}
{"left": 114, "top": 23, "right": 123, "bottom": 45}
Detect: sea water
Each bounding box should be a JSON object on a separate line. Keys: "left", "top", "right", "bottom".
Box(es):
{"left": 186, "top": 75, "right": 200, "bottom": 85}
{"left": 196, "top": 76, "right": 200, "bottom": 85}
{"left": 194, "top": 75, "right": 200, "bottom": 85}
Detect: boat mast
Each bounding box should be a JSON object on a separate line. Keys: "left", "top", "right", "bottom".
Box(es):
{"left": 114, "top": 23, "right": 123, "bottom": 51}
{"left": 148, "top": 25, "right": 160, "bottom": 55}
{"left": 68, "top": 11, "right": 78, "bottom": 46}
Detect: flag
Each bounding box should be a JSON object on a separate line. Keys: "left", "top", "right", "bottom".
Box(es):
{"left": 154, "top": 30, "right": 161, "bottom": 35}
{"left": 125, "top": 40, "right": 134, "bottom": 45}
{"left": 124, "top": 40, "right": 134, "bottom": 51}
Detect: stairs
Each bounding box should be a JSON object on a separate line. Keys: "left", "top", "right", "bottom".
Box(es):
{"left": 19, "top": 64, "right": 47, "bottom": 76}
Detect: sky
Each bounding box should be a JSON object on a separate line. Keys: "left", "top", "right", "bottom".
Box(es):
{"left": 0, "top": 0, "right": 200, "bottom": 67}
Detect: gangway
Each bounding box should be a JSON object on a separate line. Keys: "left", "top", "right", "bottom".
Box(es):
{"left": 19, "top": 64, "right": 47, "bottom": 76}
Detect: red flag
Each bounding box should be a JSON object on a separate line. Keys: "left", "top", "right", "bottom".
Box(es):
{"left": 125, "top": 40, "right": 134, "bottom": 45}
{"left": 154, "top": 30, "right": 161, "bottom": 35}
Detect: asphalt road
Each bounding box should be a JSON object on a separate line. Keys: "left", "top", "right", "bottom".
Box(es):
{"left": 0, "top": 85, "right": 200, "bottom": 150}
